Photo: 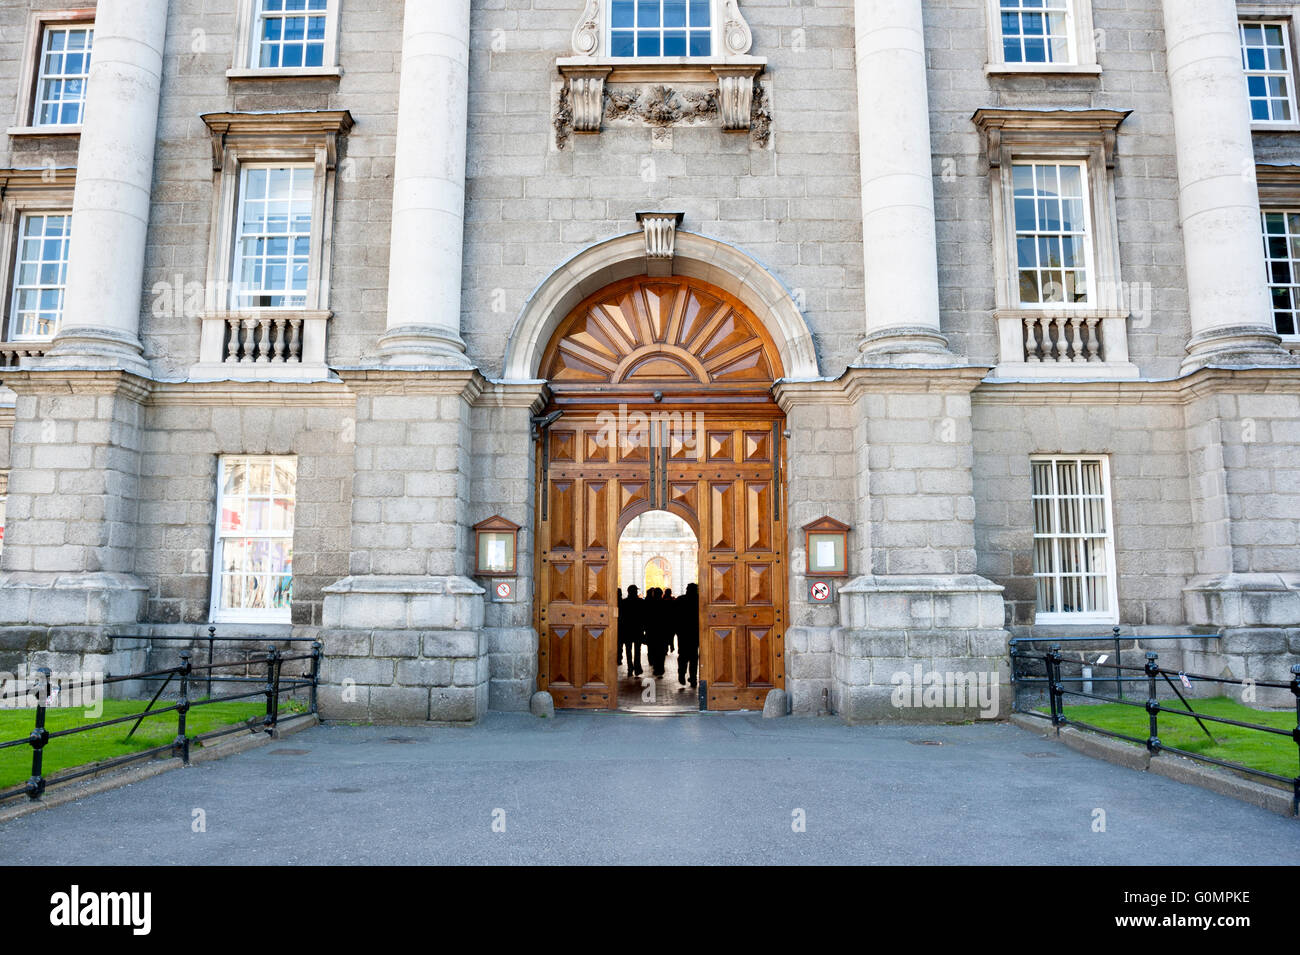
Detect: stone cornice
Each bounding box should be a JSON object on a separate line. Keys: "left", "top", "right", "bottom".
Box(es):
{"left": 774, "top": 363, "right": 991, "bottom": 412}
{"left": 201, "top": 109, "right": 355, "bottom": 170}
{"left": 475, "top": 379, "right": 549, "bottom": 412}
{"left": 0, "top": 368, "right": 153, "bottom": 403}
{"left": 973, "top": 364, "right": 1300, "bottom": 405}
{"left": 972, "top": 107, "right": 1131, "bottom": 167}
{"left": 333, "top": 365, "right": 486, "bottom": 402}
{"left": 0, "top": 166, "right": 77, "bottom": 200}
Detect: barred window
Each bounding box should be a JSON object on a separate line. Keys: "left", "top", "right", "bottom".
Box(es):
{"left": 212, "top": 456, "right": 296, "bottom": 621}
{"left": 1013, "top": 161, "right": 1093, "bottom": 306}
{"left": 231, "top": 165, "right": 313, "bottom": 309}
{"left": 610, "top": 0, "right": 712, "bottom": 57}
{"left": 999, "top": 0, "right": 1072, "bottom": 64}
{"left": 1240, "top": 21, "right": 1296, "bottom": 124}
{"left": 1031, "top": 456, "right": 1117, "bottom": 622}
{"left": 35, "top": 24, "right": 93, "bottom": 126}
{"left": 1262, "top": 210, "right": 1300, "bottom": 338}
{"left": 8, "top": 213, "right": 71, "bottom": 340}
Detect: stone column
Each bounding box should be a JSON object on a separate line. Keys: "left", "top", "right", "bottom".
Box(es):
{"left": 377, "top": 0, "right": 473, "bottom": 365}
{"left": 853, "top": 0, "right": 951, "bottom": 363}
{"left": 43, "top": 0, "right": 167, "bottom": 375}
{"left": 1162, "top": 0, "right": 1293, "bottom": 371}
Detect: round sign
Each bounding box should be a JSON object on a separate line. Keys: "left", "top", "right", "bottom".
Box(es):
{"left": 495, "top": 581, "right": 512, "bottom": 599}
{"left": 811, "top": 581, "right": 830, "bottom": 602}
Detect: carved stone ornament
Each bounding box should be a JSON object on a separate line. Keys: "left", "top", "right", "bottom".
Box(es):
{"left": 636, "top": 211, "right": 684, "bottom": 261}
{"left": 571, "top": 0, "right": 601, "bottom": 56}
{"left": 721, "top": 0, "right": 754, "bottom": 55}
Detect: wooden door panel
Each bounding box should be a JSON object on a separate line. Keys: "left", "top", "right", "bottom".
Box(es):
{"left": 538, "top": 411, "right": 784, "bottom": 712}
{"left": 549, "top": 480, "right": 575, "bottom": 549}
{"left": 709, "top": 482, "right": 736, "bottom": 552}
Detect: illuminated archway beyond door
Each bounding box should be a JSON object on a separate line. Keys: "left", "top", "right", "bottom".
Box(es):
{"left": 534, "top": 275, "right": 788, "bottom": 711}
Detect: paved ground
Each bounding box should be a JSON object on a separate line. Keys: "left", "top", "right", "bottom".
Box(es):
{"left": 1, "top": 713, "right": 1296, "bottom": 865}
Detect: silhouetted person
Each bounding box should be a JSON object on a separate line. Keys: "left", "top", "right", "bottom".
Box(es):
{"left": 676, "top": 582, "right": 700, "bottom": 688}
{"left": 618, "top": 586, "right": 643, "bottom": 676}
{"left": 645, "top": 587, "right": 669, "bottom": 677}
{"left": 662, "top": 588, "right": 675, "bottom": 653}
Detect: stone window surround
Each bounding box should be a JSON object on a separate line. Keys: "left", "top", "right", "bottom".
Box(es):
{"left": 559, "top": 0, "right": 765, "bottom": 135}
{"left": 1255, "top": 162, "right": 1300, "bottom": 343}
{"left": 193, "top": 110, "right": 353, "bottom": 380}
{"left": 1238, "top": 5, "right": 1300, "bottom": 132}
{"left": 974, "top": 107, "right": 1138, "bottom": 378}
{"left": 7, "top": 7, "right": 96, "bottom": 138}
{"left": 0, "top": 167, "right": 75, "bottom": 359}
{"left": 983, "top": 0, "right": 1100, "bottom": 76}
{"left": 228, "top": 0, "right": 343, "bottom": 81}
{"left": 1029, "top": 453, "right": 1120, "bottom": 626}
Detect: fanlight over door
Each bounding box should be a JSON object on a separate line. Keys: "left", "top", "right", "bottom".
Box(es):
{"left": 539, "top": 275, "right": 784, "bottom": 395}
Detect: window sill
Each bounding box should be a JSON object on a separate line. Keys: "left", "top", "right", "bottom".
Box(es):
{"left": 557, "top": 54, "right": 765, "bottom": 84}
{"left": 1251, "top": 121, "right": 1300, "bottom": 133}
{"left": 1032, "top": 614, "right": 1120, "bottom": 626}
{"left": 985, "top": 63, "right": 1101, "bottom": 77}
{"left": 7, "top": 124, "right": 81, "bottom": 138}
{"left": 226, "top": 66, "right": 343, "bottom": 81}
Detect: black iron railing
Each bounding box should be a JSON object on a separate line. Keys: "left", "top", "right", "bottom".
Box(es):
{"left": 1017, "top": 644, "right": 1300, "bottom": 816}
{"left": 0, "top": 640, "right": 321, "bottom": 804}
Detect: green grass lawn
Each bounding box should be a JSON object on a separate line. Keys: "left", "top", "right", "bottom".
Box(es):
{"left": 0, "top": 697, "right": 307, "bottom": 792}
{"left": 1044, "top": 695, "right": 1299, "bottom": 782}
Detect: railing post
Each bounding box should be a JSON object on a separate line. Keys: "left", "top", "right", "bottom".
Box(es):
{"left": 174, "top": 651, "right": 192, "bottom": 765}
{"left": 1113, "top": 626, "right": 1123, "bottom": 700}
{"left": 207, "top": 625, "right": 216, "bottom": 701}
{"left": 25, "top": 667, "right": 52, "bottom": 800}
{"left": 1290, "top": 664, "right": 1299, "bottom": 817}
{"left": 263, "top": 644, "right": 280, "bottom": 736}
{"left": 1145, "top": 651, "right": 1161, "bottom": 755}
{"left": 1046, "top": 645, "right": 1063, "bottom": 729}
{"left": 310, "top": 641, "right": 322, "bottom": 715}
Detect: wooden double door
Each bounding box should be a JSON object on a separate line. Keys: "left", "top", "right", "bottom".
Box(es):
{"left": 535, "top": 409, "right": 786, "bottom": 710}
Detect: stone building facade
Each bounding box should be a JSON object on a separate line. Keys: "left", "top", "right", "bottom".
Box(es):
{"left": 0, "top": 0, "right": 1296, "bottom": 722}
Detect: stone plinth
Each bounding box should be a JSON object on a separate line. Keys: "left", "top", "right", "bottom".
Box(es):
{"left": 833, "top": 574, "right": 1010, "bottom": 723}
{"left": 319, "top": 575, "right": 488, "bottom": 723}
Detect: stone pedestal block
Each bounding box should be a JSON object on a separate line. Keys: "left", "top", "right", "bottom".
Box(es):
{"left": 833, "top": 574, "right": 1011, "bottom": 723}
{"left": 318, "top": 575, "right": 488, "bottom": 723}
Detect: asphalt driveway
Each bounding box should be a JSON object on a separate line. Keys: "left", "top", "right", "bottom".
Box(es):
{"left": 1, "top": 713, "right": 1295, "bottom": 865}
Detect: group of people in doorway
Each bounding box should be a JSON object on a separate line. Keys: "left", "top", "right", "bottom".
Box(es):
{"left": 617, "top": 582, "right": 699, "bottom": 688}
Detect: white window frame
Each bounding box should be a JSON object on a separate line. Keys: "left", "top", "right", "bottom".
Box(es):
{"left": 1029, "top": 454, "right": 1119, "bottom": 625}
{"left": 1238, "top": 15, "right": 1300, "bottom": 130}
{"left": 210, "top": 455, "right": 297, "bottom": 624}
{"left": 7, "top": 211, "right": 72, "bottom": 341}
{"left": 0, "top": 167, "right": 75, "bottom": 350}
{"left": 984, "top": 0, "right": 1099, "bottom": 75}
{"left": 1010, "top": 160, "right": 1097, "bottom": 309}
{"left": 1260, "top": 207, "right": 1300, "bottom": 340}
{"left": 8, "top": 9, "right": 96, "bottom": 136}
{"left": 606, "top": 0, "right": 719, "bottom": 59}
{"left": 230, "top": 163, "right": 315, "bottom": 311}
{"left": 229, "top": 0, "right": 342, "bottom": 79}
{"left": 33, "top": 23, "right": 93, "bottom": 127}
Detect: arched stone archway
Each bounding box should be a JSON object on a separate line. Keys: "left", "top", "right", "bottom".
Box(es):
{"left": 503, "top": 230, "right": 821, "bottom": 382}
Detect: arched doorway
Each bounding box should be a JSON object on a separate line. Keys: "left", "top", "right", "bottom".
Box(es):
{"left": 534, "top": 275, "right": 787, "bottom": 710}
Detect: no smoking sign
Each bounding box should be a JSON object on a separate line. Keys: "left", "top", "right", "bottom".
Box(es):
{"left": 809, "top": 579, "right": 833, "bottom": 603}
